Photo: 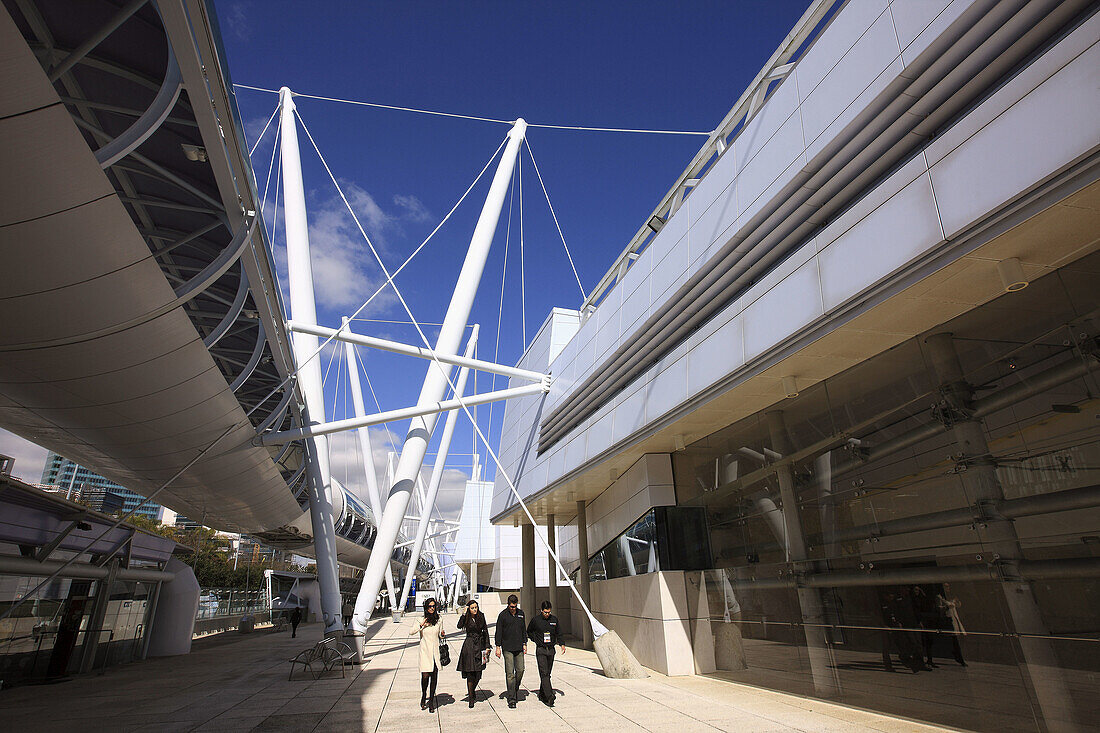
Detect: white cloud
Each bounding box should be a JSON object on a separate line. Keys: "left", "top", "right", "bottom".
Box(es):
{"left": 0, "top": 428, "right": 49, "bottom": 483}
{"left": 325, "top": 426, "right": 470, "bottom": 523}
{"left": 224, "top": 2, "right": 253, "bottom": 42}
{"left": 392, "top": 194, "right": 432, "bottom": 223}
{"left": 265, "top": 181, "right": 433, "bottom": 316}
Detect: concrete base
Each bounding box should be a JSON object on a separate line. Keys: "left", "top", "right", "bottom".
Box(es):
{"left": 714, "top": 622, "right": 748, "bottom": 671}
{"left": 593, "top": 630, "right": 648, "bottom": 679}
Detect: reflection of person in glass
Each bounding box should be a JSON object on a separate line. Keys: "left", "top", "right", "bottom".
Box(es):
{"left": 936, "top": 582, "right": 967, "bottom": 666}
{"left": 880, "top": 590, "right": 923, "bottom": 673}
{"left": 911, "top": 585, "right": 938, "bottom": 670}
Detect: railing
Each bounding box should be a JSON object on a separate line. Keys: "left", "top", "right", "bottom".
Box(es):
{"left": 195, "top": 588, "right": 266, "bottom": 619}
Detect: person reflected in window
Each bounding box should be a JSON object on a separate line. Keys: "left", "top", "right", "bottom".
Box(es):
{"left": 936, "top": 582, "right": 967, "bottom": 666}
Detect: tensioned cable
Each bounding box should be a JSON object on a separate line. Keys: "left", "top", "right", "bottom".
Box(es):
{"left": 259, "top": 120, "right": 282, "bottom": 246}
{"left": 295, "top": 113, "right": 605, "bottom": 630}
{"left": 524, "top": 138, "right": 587, "bottom": 301}
{"left": 519, "top": 147, "right": 527, "bottom": 350}
{"left": 484, "top": 165, "right": 516, "bottom": 466}
{"left": 248, "top": 102, "right": 280, "bottom": 157}
{"left": 234, "top": 83, "right": 712, "bottom": 136}
{"left": 0, "top": 112, "right": 513, "bottom": 622}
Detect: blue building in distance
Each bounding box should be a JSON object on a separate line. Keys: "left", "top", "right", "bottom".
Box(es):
{"left": 40, "top": 451, "right": 163, "bottom": 521}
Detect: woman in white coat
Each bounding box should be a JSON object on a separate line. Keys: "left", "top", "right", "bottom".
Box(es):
{"left": 410, "top": 597, "right": 446, "bottom": 711}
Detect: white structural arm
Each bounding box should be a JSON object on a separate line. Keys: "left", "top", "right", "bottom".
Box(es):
{"left": 399, "top": 326, "right": 478, "bottom": 610}
{"left": 258, "top": 381, "right": 546, "bottom": 446}
{"left": 342, "top": 316, "right": 398, "bottom": 608}
{"left": 287, "top": 320, "right": 548, "bottom": 384}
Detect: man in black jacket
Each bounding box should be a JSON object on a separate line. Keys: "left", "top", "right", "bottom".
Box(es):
{"left": 527, "top": 600, "right": 565, "bottom": 706}
{"left": 494, "top": 594, "right": 526, "bottom": 707}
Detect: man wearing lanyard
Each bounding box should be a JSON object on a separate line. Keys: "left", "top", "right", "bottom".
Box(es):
{"left": 526, "top": 600, "right": 565, "bottom": 706}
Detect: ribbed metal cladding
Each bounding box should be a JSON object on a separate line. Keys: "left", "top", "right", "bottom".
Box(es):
{"left": 537, "top": 0, "right": 1094, "bottom": 454}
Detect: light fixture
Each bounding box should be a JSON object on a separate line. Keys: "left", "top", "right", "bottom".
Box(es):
{"left": 513, "top": 515, "right": 519, "bottom": 528}
{"left": 673, "top": 435, "right": 686, "bottom": 452}
{"left": 998, "top": 257, "right": 1028, "bottom": 292}
{"left": 782, "top": 375, "right": 799, "bottom": 399}
{"left": 647, "top": 214, "right": 665, "bottom": 233}
{"left": 181, "top": 143, "right": 208, "bottom": 162}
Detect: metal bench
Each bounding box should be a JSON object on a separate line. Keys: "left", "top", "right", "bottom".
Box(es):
{"left": 288, "top": 637, "right": 355, "bottom": 680}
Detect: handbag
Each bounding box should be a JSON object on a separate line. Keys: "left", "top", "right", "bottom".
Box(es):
{"left": 439, "top": 640, "right": 451, "bottom": 667}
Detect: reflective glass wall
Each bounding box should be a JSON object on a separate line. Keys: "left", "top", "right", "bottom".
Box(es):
{"left": 672, "top": 254, "right": 1100, "bottom": 732}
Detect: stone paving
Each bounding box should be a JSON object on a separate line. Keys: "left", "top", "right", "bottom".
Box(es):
{"left": 0, "top": 615, "right": 956, "bottom": 732}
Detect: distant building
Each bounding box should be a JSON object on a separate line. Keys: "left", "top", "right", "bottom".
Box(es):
{"left": 40, "top": 451, "right": 162, "bottom": 521}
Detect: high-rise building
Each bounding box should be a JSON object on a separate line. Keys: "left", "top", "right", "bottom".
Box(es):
{"left": 40, "top": 452, "right": 163, "bottom": 521}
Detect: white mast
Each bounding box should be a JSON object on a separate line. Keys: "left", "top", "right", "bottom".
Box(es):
{"left": 351, "top": 118, "right": 527, "bottom": 631}
{"left": 278, "top": 87, "right": 343, "bottom": 635}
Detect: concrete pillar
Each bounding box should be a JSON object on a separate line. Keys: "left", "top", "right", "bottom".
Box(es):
{"left": 546, "top": 514, "right": 557, "bottom": 609}
{"left": 469, "top": 562, "right": 477, "bottom": 597}
{"left": 576, "top": 500, "right": 593, "bottom": 649}
{"left": 521, "top": 522, "right": 536, "bottom": 617}
{"left": 145, "top": 559, "right": 200, "bottom": 657}
{"left": 925, "top": 333, "right": 1077, "bottom": 732}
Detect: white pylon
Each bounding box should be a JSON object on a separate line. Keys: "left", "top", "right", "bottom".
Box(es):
{"left": 351, "top": 118, "right": 527, "bottom": 631}
{"left": 398, "top": 325, "right": 479, "bottom": 611}
{"left": 341, "top": 316, "right": 398, "bottom": 610}
{"left": 278, "top": 87, "right": 343, "bottom": 635}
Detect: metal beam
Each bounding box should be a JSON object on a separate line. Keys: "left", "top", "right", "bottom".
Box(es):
{"left": 288, "top": 320, "right": 548, "bottom": 384}
{"left": 94, "top": 26, "right": 183, "bottom": 168}
{"left": 395, "top": 528, "right": 458, "bottom": 548}
{"left": 35, "top": 519, "right": 83, "bottom": 562}
{"left": 259, "top": 381, "right": 547, "bottom": 446}
{"left": 47, "top": 0, "right": 148, "bottom": 82}
{"left": 399, "top": 327, "right": 478, "bottom": 611}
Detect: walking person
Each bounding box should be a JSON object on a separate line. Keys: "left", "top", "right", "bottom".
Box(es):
{"left": 456, "top": 599, "right": 490, "bottom": 708}
{"left": 526, "top": 600, "right": 565, "bottom": 706}
{"left": 411, "top": 597, "right": 446, "bottom": 712}
{"left": 936, "top": 582, "right": 967, "bottom": 666}
{"left": 289, "top": 605, "right": 302, "bottom": 638}
{"left": 494, "top": 593, "right": 526, "bottom": 708}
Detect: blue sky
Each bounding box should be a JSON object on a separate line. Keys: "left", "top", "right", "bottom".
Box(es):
{"left": 3, "top": 1, "right": 812, "bottom": 517}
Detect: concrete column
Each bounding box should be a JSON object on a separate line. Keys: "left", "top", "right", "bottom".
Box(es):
{"left": 925, "top": 333, "right": 1077, "bottom": 732}
{"left": 521, "top": 522, "right": 536, "bottom": 617}
{"left": 576, "top": 500, "right": 593, "bottom": 649}
{"left": 469, "top": 561, "right": 477, "bottom": 597}
{"left": 546, "top": 514, "right": 557, "bottom": 609}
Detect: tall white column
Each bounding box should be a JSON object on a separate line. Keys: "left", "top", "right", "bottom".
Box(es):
{"left": 279, "top": 87, "right": 343, "bottom": 635}
{"left": 351, "top": 119, "right": 528, "bottom": 631}
{"left": 342, "top": 316, "right": 398, "bottom": 610}
{"left": 398, "top": 326, "right": 479, "bottom": 611}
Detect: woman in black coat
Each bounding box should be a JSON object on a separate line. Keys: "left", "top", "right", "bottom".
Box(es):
{"left": 456, "top": 599, "right": 490, "bottom": 707}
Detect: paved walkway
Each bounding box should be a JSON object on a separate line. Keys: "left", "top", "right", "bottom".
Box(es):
{"left": 0, "top": 616, "right": 955, "bottom": 732}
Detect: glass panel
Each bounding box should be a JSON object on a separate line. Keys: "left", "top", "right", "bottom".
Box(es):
{"left": 671, "top": 262, "right": 1100, "bottom": 731}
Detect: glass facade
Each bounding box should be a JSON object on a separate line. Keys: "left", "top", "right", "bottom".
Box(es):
{"left": 588, "top": 507, "right": 711, "bottom": 582}
{"left": 666, "top": 256, "right": 1100, "bottom": 732}
{"left": 0, "top": 570, "right": 157, "bottom": 684}
{"left": 40, "top": 452, "right": 163, "bottom": 521}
